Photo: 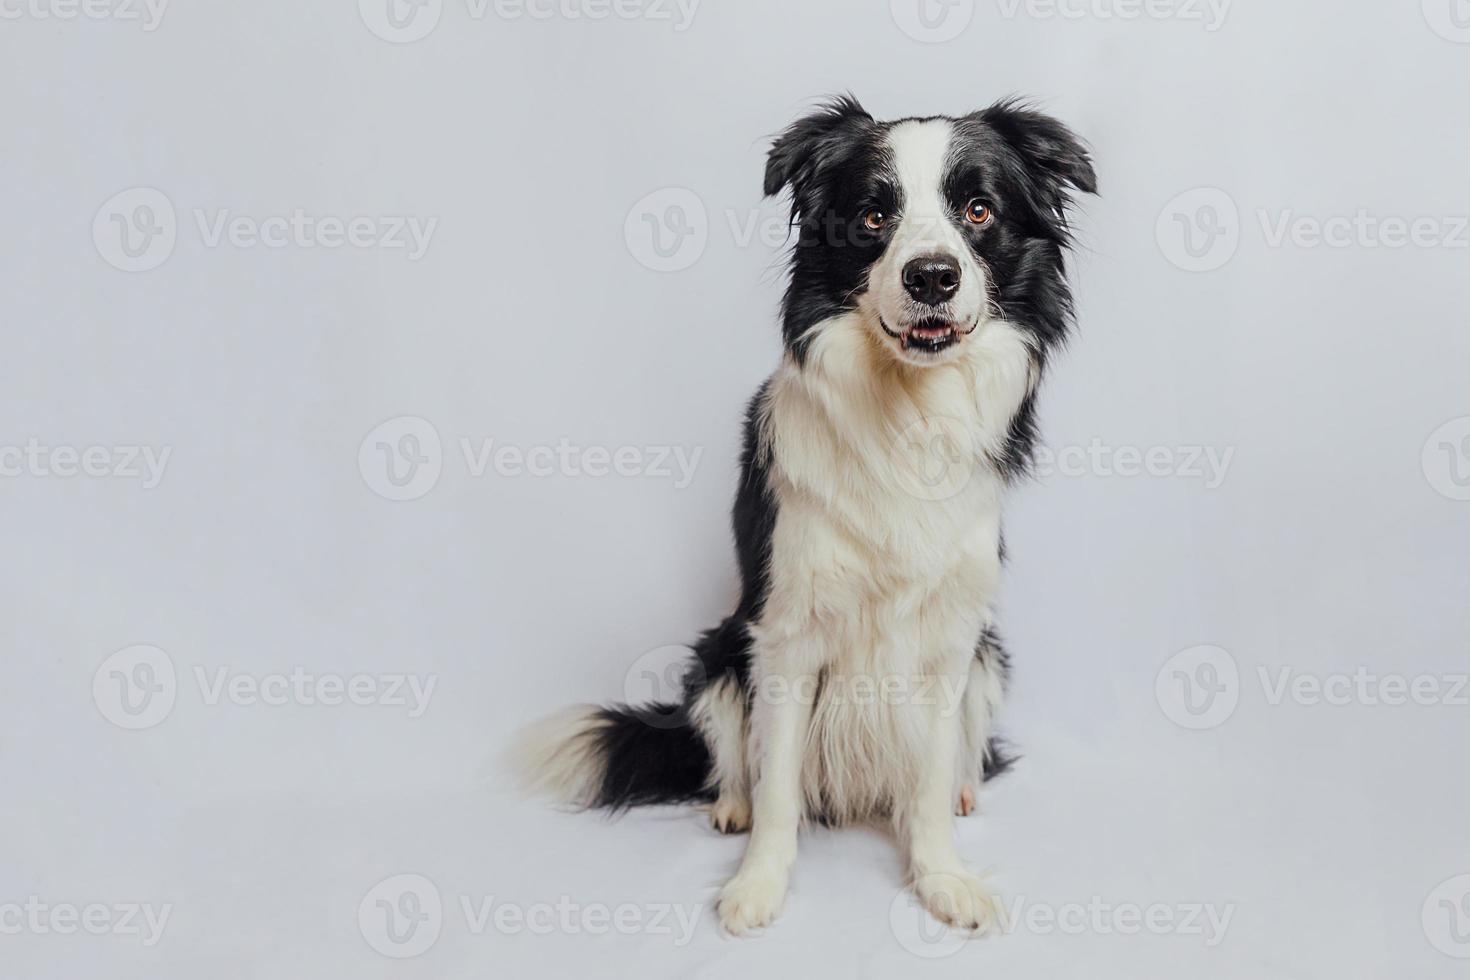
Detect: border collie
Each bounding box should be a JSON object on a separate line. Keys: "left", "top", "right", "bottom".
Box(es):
{"left": 516, "top": 95, "right": 1096, "bottom": 936}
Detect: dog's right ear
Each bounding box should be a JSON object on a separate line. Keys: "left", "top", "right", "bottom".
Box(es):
{"left": 764, "top": 95, "right": 874, "bottom": 212}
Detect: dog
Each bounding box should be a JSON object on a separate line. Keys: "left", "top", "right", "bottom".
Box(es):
{"left": 515, "top": 95, "right": 1096, "bottom": 936}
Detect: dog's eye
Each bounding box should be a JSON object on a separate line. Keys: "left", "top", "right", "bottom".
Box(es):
{"left": 964, "top": 200, "right": 993, "bottom": 225}
{"left": 862, "top": 209, "right": 887, "bottom": 231}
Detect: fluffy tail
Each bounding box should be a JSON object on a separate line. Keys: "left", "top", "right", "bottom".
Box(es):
{"left": 511, "top": 702, "right": 713, "bottom": 810}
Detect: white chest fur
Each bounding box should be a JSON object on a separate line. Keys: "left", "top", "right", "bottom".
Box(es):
{"left": 749, "top": 313, "right": 1035, "bottom": 818}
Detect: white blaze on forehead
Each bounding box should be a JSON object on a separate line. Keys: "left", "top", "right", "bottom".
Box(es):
{"left": 884, "top": 119, "right": 970, "bottom": 265}
{"left": 887, "top": 119, "right": 956, "bottom": 224}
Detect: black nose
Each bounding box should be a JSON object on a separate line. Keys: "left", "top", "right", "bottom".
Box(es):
{"left": 902, "top": 255, "right": 961, "bottom": 306}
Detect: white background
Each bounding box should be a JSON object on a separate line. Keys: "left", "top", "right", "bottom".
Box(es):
{"left": 4, "top": 1, "right": 1469, "bottom": 977}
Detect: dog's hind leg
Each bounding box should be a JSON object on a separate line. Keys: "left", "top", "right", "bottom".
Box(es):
{"left": 691, "top": 673, "right": 752, "bottom": 833}
{"left": 956, "top": 626, "right": 1012, "bottom": 816}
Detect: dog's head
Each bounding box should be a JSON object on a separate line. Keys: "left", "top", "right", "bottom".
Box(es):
{"left": 766, "top": 96, "right": 1096, "bottom": 367}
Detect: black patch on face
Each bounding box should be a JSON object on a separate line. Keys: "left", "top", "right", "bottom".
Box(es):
{"left": 763, "top": 96, "right": 1096, "bottom": 374}
{"left": 946, "top": 101, "right": 1097, "bottom": 360}
{"left": 762, "top": 95, "right": 896, "bottom": 362}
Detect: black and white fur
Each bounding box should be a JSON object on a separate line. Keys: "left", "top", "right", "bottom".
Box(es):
{"left": 515, "top": 96, "right": 1096, "bottom": 935}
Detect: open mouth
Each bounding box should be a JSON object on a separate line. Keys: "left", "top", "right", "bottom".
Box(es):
{"left": 880, "top": 316, "right": 969, "bottom": 355}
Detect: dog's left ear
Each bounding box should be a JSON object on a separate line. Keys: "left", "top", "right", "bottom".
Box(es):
{"left": 978, "top": 100, "right": 1097, "bottom": 212}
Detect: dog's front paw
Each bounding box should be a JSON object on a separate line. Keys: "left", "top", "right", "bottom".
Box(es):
{"left": 913, "top": 869, "right": 999, "bottom": 934}
{"left": 717, "top": 867, "right": 788, "bottom": 935}
{"left": 955, "top": 785, "right": 977, "bottom": 816}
